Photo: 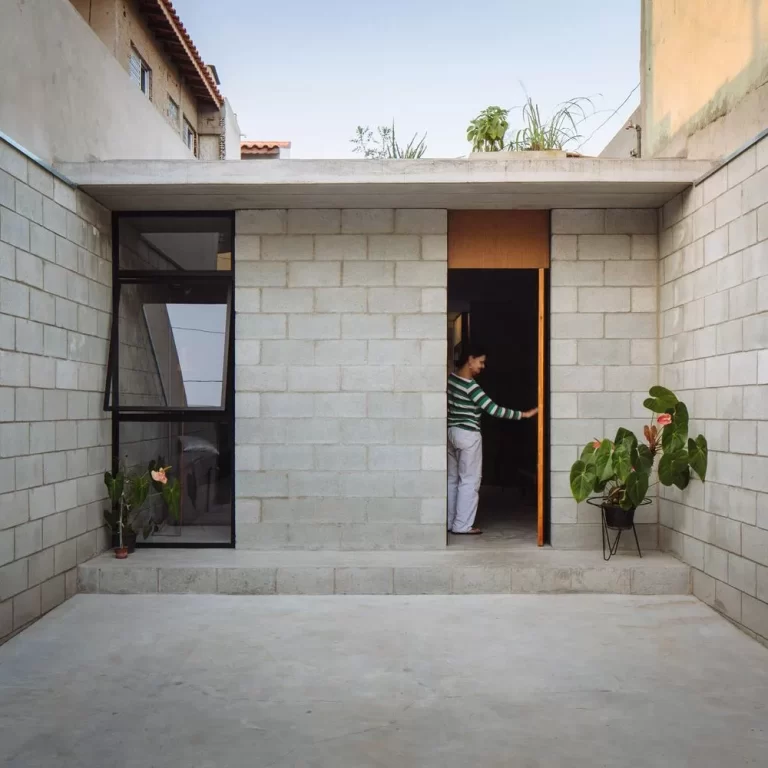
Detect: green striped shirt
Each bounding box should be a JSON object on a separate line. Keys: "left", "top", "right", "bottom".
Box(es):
{"left": 447, "top": 373, "right": 522, "bottom": 432}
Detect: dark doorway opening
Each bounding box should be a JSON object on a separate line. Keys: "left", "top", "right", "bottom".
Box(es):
{"left": 447, "top": 269, "right": 540, "bottom": 547}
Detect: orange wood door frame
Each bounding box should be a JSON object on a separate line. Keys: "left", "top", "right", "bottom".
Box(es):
{"left": 448, "top": 211, "right": 549, "bottom": 546}
{"left": 537, "top": 268, "right": 546, "bottom": 546}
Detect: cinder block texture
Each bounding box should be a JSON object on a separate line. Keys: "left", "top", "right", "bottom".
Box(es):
{"left": 549, "top": 210, "right": 659, "bottom": 547}
{"left": 235, "top": 210, "right": 448, "bottom": 550}
{"left": 0, "top": 138, "right": 111, "bottom": 642}
{"left": 658, "top": 136, "right": 768, "bottom": 645}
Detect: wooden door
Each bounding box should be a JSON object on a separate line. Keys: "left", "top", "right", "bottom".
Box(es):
{"left": 448, "top": 211, "right": 549, "bottom": 546}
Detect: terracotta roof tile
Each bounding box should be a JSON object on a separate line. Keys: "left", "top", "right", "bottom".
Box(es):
{"left": 241, "top": 141, "right": 292, "bottom": 157}
{"left": 242, "top": 146, "right": 279, "bottom": 156}
{"left": 138, "top": 0, "right": 223, "bottom": 107}
{"left": 241, "top": 141, "right": 292, "bottom": 149}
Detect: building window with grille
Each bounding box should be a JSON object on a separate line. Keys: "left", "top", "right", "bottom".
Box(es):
{"left": 129, "top": 46, "right": 152, "bottom": 98}
{"left": 167, "top": 97, "right": 180, "bottom": 126}
{"left": 183, "top": 118, "right": 197, "bottom": 155}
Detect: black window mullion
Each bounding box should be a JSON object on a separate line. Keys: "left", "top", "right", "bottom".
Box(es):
{"left": 111, "top": 212, "right": 120, "bottom": 472}
{"left": 224, "top": 282, "right": 235, "bottom": 415}
{"left": 117, "top": 270, "right": 231, "bottom": 282}
{"left": 117, "top": 410, "right": 231, "bottom": 423}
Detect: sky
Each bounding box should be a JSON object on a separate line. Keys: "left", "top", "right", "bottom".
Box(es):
{"left": 172, "top": 0, "right": 641, "bottom": 159}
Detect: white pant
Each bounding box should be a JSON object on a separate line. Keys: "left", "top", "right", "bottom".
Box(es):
{"left": 447, "top": 427, "right": 483, "bottom": 533}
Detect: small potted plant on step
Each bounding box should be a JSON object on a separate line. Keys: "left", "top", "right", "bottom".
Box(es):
{"left": 103, "top": 460, "right": 180, "bottom": 557}
{"left": 103, "top": 468, "right": 149, "bottom": 557}
{"left": 569, "top": 386, "right": 708, "bottom": 560}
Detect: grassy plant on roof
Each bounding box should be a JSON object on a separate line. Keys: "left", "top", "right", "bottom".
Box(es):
{"left": 351, "top": 121, "right": 427, "bottom": 159}
{"left": 507, "top": 96, "right": 595, "bottom": 151}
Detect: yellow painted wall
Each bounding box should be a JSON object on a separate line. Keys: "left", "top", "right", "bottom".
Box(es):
{"left": 642, "top": 0, "right": 768, "bottom": 158}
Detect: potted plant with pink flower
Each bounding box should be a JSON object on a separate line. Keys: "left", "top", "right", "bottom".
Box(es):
{"left": 103, "top": 458, "right": 181, "bottom": 556}
{"left": 569, "top": 386, "right": 708, "bottom": 558}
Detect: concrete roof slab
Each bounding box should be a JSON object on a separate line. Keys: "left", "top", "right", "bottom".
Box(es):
{"left": 55, "top": 157, "right": 716, "bottom": 210}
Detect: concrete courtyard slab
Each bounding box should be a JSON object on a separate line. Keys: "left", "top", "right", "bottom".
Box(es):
{"left": 0, "top": 594, "right": 766, "bottom": 768}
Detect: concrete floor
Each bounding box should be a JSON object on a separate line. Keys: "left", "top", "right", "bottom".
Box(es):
{"left": 1, "top": 595, "right": 766, "bottom": 768}
{"left": 449, "top": 486, "right": 538, "bottom": 549}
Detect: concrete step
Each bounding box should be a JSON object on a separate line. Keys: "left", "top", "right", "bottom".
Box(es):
{"left": 78, "top": 548, "right": 690, "bottom": 596}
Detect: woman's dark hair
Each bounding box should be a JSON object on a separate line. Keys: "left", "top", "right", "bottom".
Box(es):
{"left": 457, "top": 343, "right": 487, "bottom": 367}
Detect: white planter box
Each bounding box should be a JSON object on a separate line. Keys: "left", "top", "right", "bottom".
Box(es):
{"left": 468, "top": 150, "right": 568, "bottom": 160}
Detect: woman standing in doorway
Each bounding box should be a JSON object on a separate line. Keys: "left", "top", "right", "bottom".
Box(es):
{"left": 447, "top": 344, "right": 538, "bottom": 535}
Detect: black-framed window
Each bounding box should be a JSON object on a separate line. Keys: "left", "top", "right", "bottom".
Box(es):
{"left": 105, "top": 277, "right": 232, "bottom": 412}
{"left": 107, "top": 212, "right": 235, "bottom": 548}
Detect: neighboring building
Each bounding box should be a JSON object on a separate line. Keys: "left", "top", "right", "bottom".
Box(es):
{"left": 241, "top": 141, "right": 292, "bottom": 160}
{"left": 0, "top": 0, "right": 240, "bottom": 164}
{"left": 68, "top": 0, "right": 231, "bottom": 160}
{"left": 641, "top": 0, "right": 768, "bottom": 160}
{"left": 603, "top": 0, "right": 768, "bottom": 160}
{"left": 0, "top": 0, "right": 766, "bottom": 650}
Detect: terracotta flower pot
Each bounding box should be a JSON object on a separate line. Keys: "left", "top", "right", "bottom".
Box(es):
{"left": 114, "top": 547, "right": 129, "bottom": 559}
{"left": 111, "top": 530, "right": 137, "bottom": 553}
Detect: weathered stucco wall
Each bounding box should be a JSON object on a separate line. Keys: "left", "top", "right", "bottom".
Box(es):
{"left": 0, "top": 0, "right": 193, "bottom": 163}
{"left": 117, "top": 0, "right": 202, "bottom": 136}
{"left": 642, "top": 0, "right": 768, "bottom": 159}
{"left": 224, "top": 100, "right": 243, "bottom": 161}
{"left": 69, "top": 0, "right": 204, "bottom": 136}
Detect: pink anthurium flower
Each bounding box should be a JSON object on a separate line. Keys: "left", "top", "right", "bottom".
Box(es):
{"left": 657, "top": 414, "right": 673, "bottom": 426}
{"left": 151, "top": 468, "right": 168, "bottom": 485}
{"left": 593, "top": 440, "right": 601, "bottom": 449}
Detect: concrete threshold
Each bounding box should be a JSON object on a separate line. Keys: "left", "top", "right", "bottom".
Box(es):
{"left": 77, "top": 548, "right": 690, "bottom": 596}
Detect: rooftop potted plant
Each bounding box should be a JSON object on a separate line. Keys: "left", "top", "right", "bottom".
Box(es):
{"left": 569, "top": 386, "right": 708, "bottom": 557}
{"left": 467, "top": 106, "right": 510, "bottom": 153}
{"left": 467, "top": 95, "right": 594, "bottom": 159}
{"left": 103, "top": 459, "right": 181, "bottom": 557}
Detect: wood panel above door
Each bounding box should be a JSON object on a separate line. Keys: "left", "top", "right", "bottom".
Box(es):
{"left": 448, "top": 210, "right": 550, "bottom": 269}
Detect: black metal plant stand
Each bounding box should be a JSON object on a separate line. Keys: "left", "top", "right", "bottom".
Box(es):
{"left": 587, "top": 498, "right": 652, "bottom": 561}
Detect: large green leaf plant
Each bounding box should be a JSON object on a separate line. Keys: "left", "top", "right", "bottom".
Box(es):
{"left": 103, "top": 457, "right": 181, "bottom": 544}
{"left": 569, "top": 386, "right": 708, "bottom": 510}
{"left": 467, "top": 106, "right": 510, "bottom": 152}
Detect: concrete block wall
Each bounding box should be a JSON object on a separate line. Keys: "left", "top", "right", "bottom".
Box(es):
{"left": 234, "top": 209, "right": 447, "bottom": 550}
{"left": 549, "top": 209, "right": 660, "bottom": 549}
{"left": 659, "top": 135, "right": 768, "bottom": 644}
{"left": 0, "top": 139, "right": 111, "bottom": 642}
